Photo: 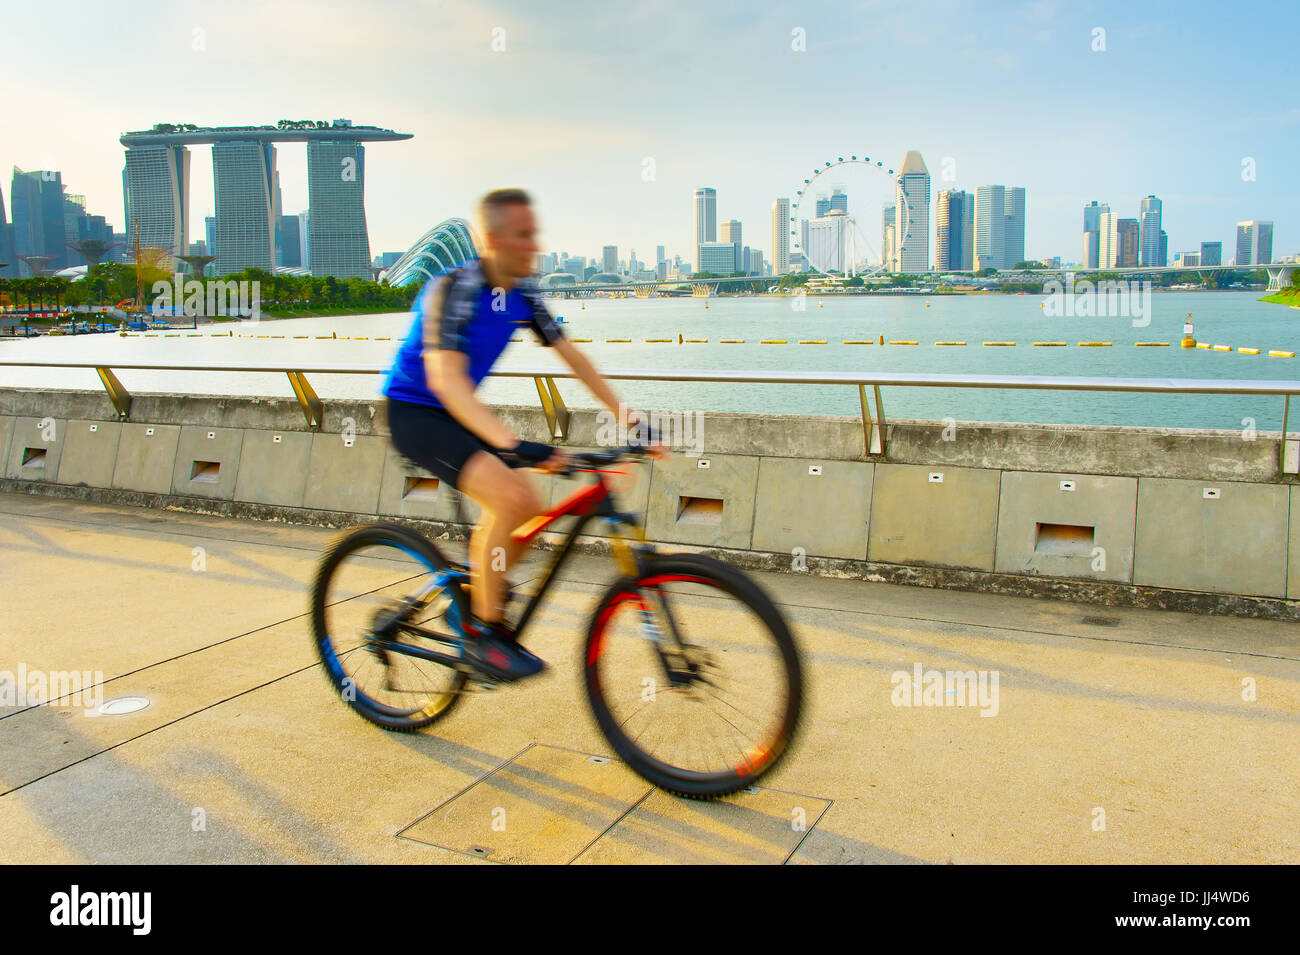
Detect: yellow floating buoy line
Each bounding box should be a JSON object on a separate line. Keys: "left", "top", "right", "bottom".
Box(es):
{"left": 167, "top": 325, "right": 1296, "bottom": 359}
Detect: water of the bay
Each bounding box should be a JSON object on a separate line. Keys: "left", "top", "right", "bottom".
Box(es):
{"left": 1, "top": 290, "right": 1296, "bottom": 430}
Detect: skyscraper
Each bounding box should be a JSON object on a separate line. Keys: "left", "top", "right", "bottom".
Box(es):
{"left": 602, "top": 245, "right": 618, "bottom": 274}
{"left": 1200, "top": 241, "right": 1222, "bottom": 267}
{"left": 212, "top": 141, "right": 277, "bottom": 275}
{"left": 807, "top": 211, "right": 850, "bottom": 274}
{"left": 974, "top": 185, "right": 1006, "bottom": 271}
{"left": 1139, "top": 195, "right": 1164, "bottom": 267}
{"left": 307, "top": 139, "right": 371, "bottom": 279}
{"left": 935, "top": 190, "right": 974, "bottom": 271}
{"left": 297, "top": 210, "right": 311, "bottom": 270}
{"left": 279, "top": 214, "right": 302, "bottom": 268}
{"left": 1082, "top": 201, "right": 1109, "bottom": 269}
{"left": 62, "top": 194, "right": 88, "bottom": 266}
{"left": 0, "top": 185, "right": 13, "bottom": 276}
{"left": 698, "top": 241, "right": 738, "bottom": 274}
{"left": 1101, "top": 214, "right": 1140, "bottom": 268}
{"left": 123, "top": 146, "right": 190, "bottom": 260}
{"left": 1235, "top": 221, "right": 1274, "bottom": 265}
{"left": 693, "top": 187, "right": 716, "bottom": 273}
{"left": 771, "top": 198, "right": 790, "bottom": 275}
{"left": 881, "top": 202, "right": 897, "bottom": 272}
{"left": 10, "top": 167, "right": 71, "bottom": 273}
{"left": 895, "top": 151, "right": 930, "bottom": 273}
{"left": 1098, "top": 212, "right": 1115, "bottom": 268}
{"left": 720, "top": 219, "right": 742, "bottom": 273}
{"left": 1004, "top": 187, "right": 1026, "bottom": 268}
{"left": 828, "top": 188, "right": 848, "bottom": 215}
{"left": 1118, "top": 219, "right": 1140, "bottom": 267}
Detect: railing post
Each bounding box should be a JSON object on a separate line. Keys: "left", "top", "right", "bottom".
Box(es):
{"left": 858, "top": 384, "right": 873, "bottom": 457}
{"left": 534, "top": 376, "right": 570, "bottom": 440}
{"left": 287, "top": 371, "right": 323, "bottom": 430}
{"left": 872, "top": 385, "right": 887, "bottom": 456}
{"left": 1283, "top": 394, "right": 1298, "bottom": 475}
{"left": 95, "top": 366, "right": 132, "bottom": 420}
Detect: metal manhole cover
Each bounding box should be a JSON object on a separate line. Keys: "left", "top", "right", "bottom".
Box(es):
{"left": 398, "top": 743, "right": 830, "bottom": 864}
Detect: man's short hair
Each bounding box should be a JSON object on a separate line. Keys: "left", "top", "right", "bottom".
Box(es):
{"left": 479, "top": 188, "right": 532, "bottom": 236}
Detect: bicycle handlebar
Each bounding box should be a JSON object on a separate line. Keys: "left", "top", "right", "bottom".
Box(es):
{"left": 557, "top": 443, "right": 654, "bottom": 476}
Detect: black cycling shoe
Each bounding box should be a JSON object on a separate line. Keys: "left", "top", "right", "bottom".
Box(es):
{"left": 463, "top": 619, "right": 546, "bottom": 683}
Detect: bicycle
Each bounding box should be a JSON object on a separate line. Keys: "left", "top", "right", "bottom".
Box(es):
{"left": 309, "top": 442, "right": 803, "bottom": 798}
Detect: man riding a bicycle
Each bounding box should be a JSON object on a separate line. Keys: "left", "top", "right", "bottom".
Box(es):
{"left": 382, "top": 188, "right": 664, "bottom": 684}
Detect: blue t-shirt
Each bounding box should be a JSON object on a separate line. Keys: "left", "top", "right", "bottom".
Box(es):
{"left": 382, "top": 258, "right": 565, "bottom": 409}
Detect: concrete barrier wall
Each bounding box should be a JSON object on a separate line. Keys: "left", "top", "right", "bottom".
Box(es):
{"left": 0, "top": 387, "right": 1295, "bottom": 616}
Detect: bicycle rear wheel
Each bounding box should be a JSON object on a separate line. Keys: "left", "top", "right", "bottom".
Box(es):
{"left": 311, "top": 523, "right": 468, "bottom": 732}
{"left": 584, "top": 553, "right": 803, "bottom": 798}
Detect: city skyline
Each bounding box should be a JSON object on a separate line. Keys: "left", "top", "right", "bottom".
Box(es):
{"left": 0, "top": 0, "right": 1294, "bottom": 270}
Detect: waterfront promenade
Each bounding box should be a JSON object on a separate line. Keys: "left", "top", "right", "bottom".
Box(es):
{"left": 1, "top": 491, "right": 1295, "bottom": 864}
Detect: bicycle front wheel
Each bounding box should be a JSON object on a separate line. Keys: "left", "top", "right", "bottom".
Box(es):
{"left": 584, "top": 553, "right": 803, "bottom": 798}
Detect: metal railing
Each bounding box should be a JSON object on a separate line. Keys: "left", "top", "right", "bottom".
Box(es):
{"left": 1, "top": 358, "right": 1298, "bottom": 472}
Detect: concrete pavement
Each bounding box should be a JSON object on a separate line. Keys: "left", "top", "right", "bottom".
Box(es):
{"left": 0, "top": 490, "right": 1295, "bottom": 864}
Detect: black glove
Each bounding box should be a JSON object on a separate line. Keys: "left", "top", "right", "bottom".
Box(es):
{"left": 626, "top": 420, "right": 661, "bottom": 448}
{"left": 499, "top": 439, "right": 555, "bottom": 466}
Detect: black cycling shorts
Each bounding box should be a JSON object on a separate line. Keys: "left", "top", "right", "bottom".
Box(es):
{"left": 387, "top": 397, "right": 498, "bottom": 489}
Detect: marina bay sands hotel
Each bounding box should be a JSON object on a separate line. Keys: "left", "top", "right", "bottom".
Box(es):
{"left": 120, "top": 120, "right": 411, "bottom": 278}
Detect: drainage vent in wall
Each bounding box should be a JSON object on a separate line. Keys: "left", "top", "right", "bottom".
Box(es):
{"left": 1034, "top": 522, "right": 1094, "bottom": 557}
{"left": 1081, "top": 616, "right": 1121, "bottom": 627}
{"left": 190, "top": 460, "right": 221, "bottom": 483}
{"left": 403, "top": 476, "right": 441, "bottom": 501}
{"left": 677, "top": 496, "right": 723, "bottom": 525}
{"left": 21, "top": 447, "right": 46, "bottom": 468}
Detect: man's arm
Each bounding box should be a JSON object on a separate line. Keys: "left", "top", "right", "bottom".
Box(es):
{"left": 424, "top": 349, "right": 519, "bottom": 449}
{"left": 551, "top": 337, "right": 630, "bottom": 423}
{"left": 420, "top": 268, "right": 520, "bottom": 450}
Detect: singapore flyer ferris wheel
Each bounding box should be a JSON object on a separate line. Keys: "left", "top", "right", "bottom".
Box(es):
{"left": 789, "top": 154, "right": 914, "bottom": 278}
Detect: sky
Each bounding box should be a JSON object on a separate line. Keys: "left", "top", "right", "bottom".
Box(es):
{"left": 1, "top": 0, "right": 1295, "bottom": 268}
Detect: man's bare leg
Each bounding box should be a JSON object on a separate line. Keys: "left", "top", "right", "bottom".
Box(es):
{"left": 458, "top": 450, "right": 544, "bottom": 624}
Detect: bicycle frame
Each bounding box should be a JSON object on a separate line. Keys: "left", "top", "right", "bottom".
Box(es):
{"left": 368, "top": 461, "right": 652, "bottom": 669}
